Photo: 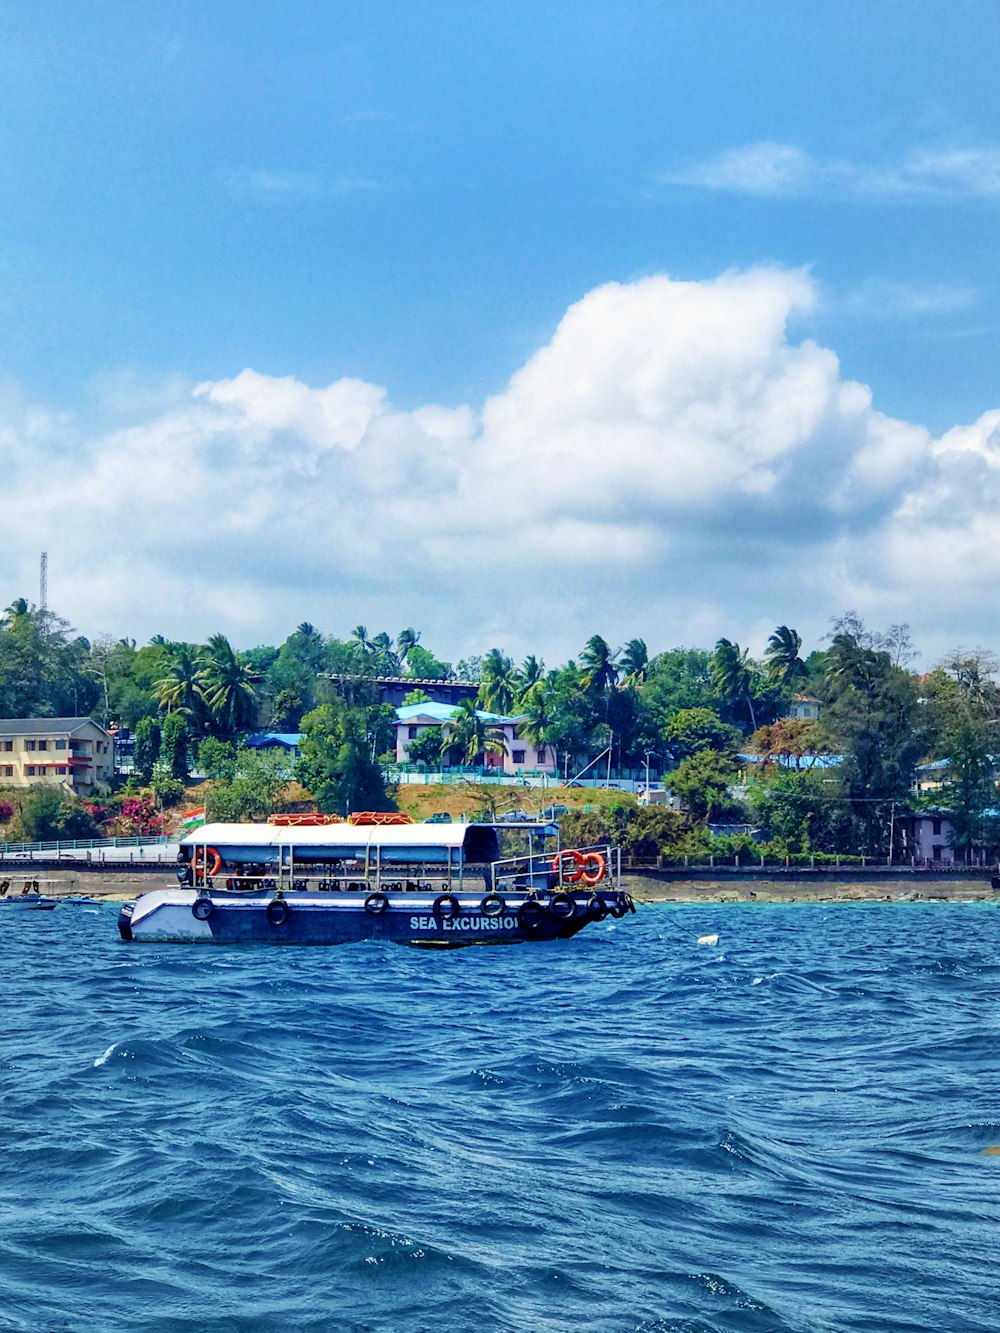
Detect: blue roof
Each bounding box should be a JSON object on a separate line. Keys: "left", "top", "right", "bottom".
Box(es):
{"left": 245, "top": 733, "right": 302, "bottom": 749}
{"left": 396, "top": 703, "right": 514, "bottom": 724}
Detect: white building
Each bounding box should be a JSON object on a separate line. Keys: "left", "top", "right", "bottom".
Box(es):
{"left": 0, "top": 717, "right": 114, "bottom": 795}
{"left": 395, "top": 702, "right": 557, "bottom": 777}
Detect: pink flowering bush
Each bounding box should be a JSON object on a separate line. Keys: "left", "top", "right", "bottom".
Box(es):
{"left": 0, "top": 801, "right": 13, "bottom": 823}
{"left": 113, "top": 796, "right": 164, "bottom": 837}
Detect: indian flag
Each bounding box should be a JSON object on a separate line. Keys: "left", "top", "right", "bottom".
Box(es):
{"left": 180, "top": 806, "right": 206, "bottom": 832}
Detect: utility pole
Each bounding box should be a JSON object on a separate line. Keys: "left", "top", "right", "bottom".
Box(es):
{"left": 39, "top": 551, "right": 47, "bottom": 612}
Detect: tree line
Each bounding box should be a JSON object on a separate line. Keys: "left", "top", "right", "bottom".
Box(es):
{"left": 0, "top": 596, "right": 996, "bottom": 859}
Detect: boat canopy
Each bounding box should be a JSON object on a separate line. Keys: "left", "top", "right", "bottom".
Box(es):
{"left": 179, "top": 821, "right": 502, "bottom": 866}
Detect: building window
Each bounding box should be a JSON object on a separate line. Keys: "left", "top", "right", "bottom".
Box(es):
{"left": 26, "top": 740, "right": 36, "bottom": 751}
{"left": 25, "top": 765, "right": 35, "bottom": 776}
{"left": 56, "top": 739, "right": 67, "bottom": 750}
{"left": 932, "top": 819, "right": 942, "bottom": 836}
{"left": 537, "top": 747, "right": 547, "bottom": 763}
{"left": 408, "top": 726, "right": 418, "bottom": 739}
{"left": 2, "top": 741, "right": 11, "bottom": 751}
{"left": 37, "top": 740, "right": 47, "bottom": 751}
{"left": 512, "top": 750, "right": 525, "bottom": 764}
{"left": 2, "top": 765, "right": 11, "bottom": 777}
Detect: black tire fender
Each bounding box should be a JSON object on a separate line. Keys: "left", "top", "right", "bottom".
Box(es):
{"left": 480, "top": 893, "right": 506, "bottom": 917}
{"left": 266, "top": 898, "right": 290, "bottom": 926}
{"left": 586, "top": 895, "right": 609, "bottom": 921}
{"left": 192, "top": 897, "right": 214, "bottom": 921}
{"left": 365, "top": 892, "right": 389, "bottom": 915}
{"left": 434, "top": 894, "right": 460, "bottom": 919}
{"left": 547, "top": 892, "right": 575, "bottom": 920}
{"left": 518, "top": 899, "right": 546, "bottom": 931}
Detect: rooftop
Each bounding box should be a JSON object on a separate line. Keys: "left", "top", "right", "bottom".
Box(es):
{"left": 0, "top": 716, "right": 110, "bottom": 737}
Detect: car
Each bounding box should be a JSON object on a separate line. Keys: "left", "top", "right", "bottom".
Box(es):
{"left": 496, "top": 809, "right": 534, "bottom": 822}
{"left": 539, "top": 805, "right": 569, "bottom": 821}
{"left": 426, "top": 812, "right": 453, "bottom": 823}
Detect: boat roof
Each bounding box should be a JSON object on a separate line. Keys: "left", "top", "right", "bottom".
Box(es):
{"left": 181, "top": 820, "right": 502, "bottom": 862}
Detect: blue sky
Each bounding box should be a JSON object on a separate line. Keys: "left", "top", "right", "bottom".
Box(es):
{"left": 2, "top": 2, "right": 999, "bottom": 665}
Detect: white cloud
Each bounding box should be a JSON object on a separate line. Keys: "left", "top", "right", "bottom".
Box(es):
{"left": 1, "top": 267, "right": 998, "bottom": 665}
{"left": 659, "top": 141, "right": 1000, "bottom": 201}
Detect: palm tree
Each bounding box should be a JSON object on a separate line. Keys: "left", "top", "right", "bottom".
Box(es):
{"left": 154, "top": 644, "right": 204, "bottom": 718}
{"left": 369, "top": 631, "right": 400, "bottom": 675}
{"left": 580, "top": 635, "right": 619, "bottom": 694}
{"left": 765, "top": 625, "right": 807, "bottom": 687}
{"left": 478, "top": 648, "right": 518, "bottom": 715}
{"left": 711, "top": 638, "right": 758, "bottom": 731}
{"left": 441, "top": 698, "right": 506, "bottom": 765}
{"left": 198, "top": 633, "right": 258, "bottom": 737}
{"left": 396, "top": 628, "right": 421, "bottom": 669}
{"left": 352, "top": 625, "right": 371, "bottom": 656}
{"left": 519, "top": 655, "right": 544, "bottom": 692}
{"left": 518, "top": 681, "right": 552, "bottom": 749}
{"left": 620, "top": 638, "right": 649, "bottom": 686}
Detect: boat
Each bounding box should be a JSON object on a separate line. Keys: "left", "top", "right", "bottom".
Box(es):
{"left": 118, "top": 818, "right": 635, "bottom": 946}
{"left": 0, "top": 877, "right": 59, "bottom": 910}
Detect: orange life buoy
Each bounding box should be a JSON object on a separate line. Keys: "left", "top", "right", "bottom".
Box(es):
{"left": 193, "top": 846, "right": 222, "bottom": 878}
{"left": 580, "top": 851, "right": 606, "bottom": 886}
{"left": 552, "top": 849, "right": 585, "bottom": 884}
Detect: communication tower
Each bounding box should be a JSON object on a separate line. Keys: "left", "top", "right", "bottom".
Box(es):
{"left": 40, "top": 550, "right": 47, "bottom": 612}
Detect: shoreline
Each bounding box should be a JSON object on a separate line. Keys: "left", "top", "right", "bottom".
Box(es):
{"left": 622, "top": 873, "right": 1000, "bottom": 904}
{"left": 1, "top": 865, "right": 997, "bottom": 906}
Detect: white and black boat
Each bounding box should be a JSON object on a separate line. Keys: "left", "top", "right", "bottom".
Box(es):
{"left": 117, "top": 817, "right": 635, "bottom": 946}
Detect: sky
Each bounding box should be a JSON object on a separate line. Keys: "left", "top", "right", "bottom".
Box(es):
{"left": 2, "top": 1, "right": 999, "bottom": 668}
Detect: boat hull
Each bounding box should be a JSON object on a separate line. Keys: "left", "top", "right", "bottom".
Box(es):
{"left": 0, "top": 894, "right": 58, "bottom": 911}
{"left": 118, "top": 887, "right": 634, "bottom": 946}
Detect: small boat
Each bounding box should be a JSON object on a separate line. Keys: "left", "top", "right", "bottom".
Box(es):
{"left": 118, "top": 819, "right": 635, "bottom": 946}
{"left": 0, "top": 893, "right": 58, "bottom": 911}
{"left": 0, "top": 877, "right": 59, "bottom": 910}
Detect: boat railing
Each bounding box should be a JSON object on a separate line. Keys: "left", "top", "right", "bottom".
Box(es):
{"left": 186, "top": 843, "right": 620, "bottom": 896}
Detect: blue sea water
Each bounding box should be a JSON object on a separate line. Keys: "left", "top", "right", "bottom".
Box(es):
{"left": 2, "top": 901, "right": 999, "bottom": 1333}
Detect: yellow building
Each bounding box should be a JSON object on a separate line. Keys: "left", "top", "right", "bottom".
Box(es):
{"left": 0, "top": 717, "right": 114, "bottom": 795}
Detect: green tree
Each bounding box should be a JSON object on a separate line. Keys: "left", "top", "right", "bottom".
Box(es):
{"left": 396, "top": 627, "right": 421, "bottom": 669}
{"left": 642, "top": 648, "right": 716, "bottom": 728}
{"left": 747, "top": 769, "right": 852, "bottom": 854}
{"left": 405, "top": 727, "right": 447, "bottom": 765}
{"left": 620, "top": 638, "right": 649, "bottom": 686}
{"left": 478, "top": 649, "right": 518, "bottom": 715}
{"left": 199, "top": 633, "right": 258, "bottom": 738}
{"left": 663, "top": 707, "right": 741, "bottom": 761}
{"left": 403, "top": 645, "right": 451, "bottom": 680}
{"left": 154, "top": 644, "right": 205, "bottom": 721}
{"left": 579, "top": 635, "right": 619, "bottom": 695}
{"left": 926, "top": 652, "right": 1000, "bottom": 861}
{"left": 133, "top": 716, "right": 161, "bottom": 785}
{"left": 204, "top": 748, "right": 288, "bottom": 822}
{"left": 13, "top": 787, "right": 98, "bottom": 842}
{"left": 821, "top": 620, "right": 924, "bottom": 857}
{"left": 441, "top": 697, "right": 507, "bottom": 765}
{"left": 764, "top": 625, "right": 808, "bottom": 688}
{"left": 160, "top": 711, "right": 191, "bottom": 782}
{"left": 296, "top": 704, "right": 395, "bottom": 816}
{"left": 711, "top": 638, "right": 758, "bottom": 731}
{"left": 669, "top": 748, "right": 739, "bottom": 822}
{"left": 198, "top": 737, "right": 238, "bottom": 781}
{"left": 519, "top": 655, "right": 545, "bottom": 692}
